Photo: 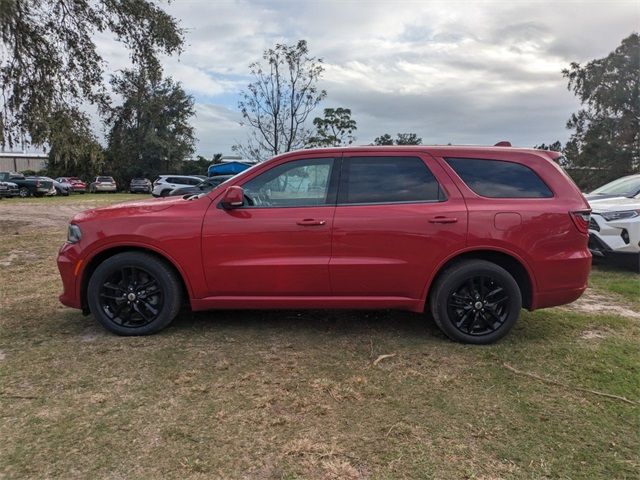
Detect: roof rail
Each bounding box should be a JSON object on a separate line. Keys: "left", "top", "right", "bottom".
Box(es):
{"left": 494, "top": 141, "right": 512, "bottom": 147}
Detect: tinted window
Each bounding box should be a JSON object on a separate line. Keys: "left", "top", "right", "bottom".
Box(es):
{"left": 339, "top": 156, "right": 443, "bottom": 204}
{"left": 242, "top": 158, "right": 334, "bottom": 207}
{"left": 97, "top": 176, "right": 113, "bottom": 182}
{"left": 445, "top": 158, "right": 553, "bottom": 198}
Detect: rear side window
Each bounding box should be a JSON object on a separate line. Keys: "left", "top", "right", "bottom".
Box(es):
{"left": 339, "top": 156, "right": 444, "bottom": 204}
{"left": 445, "top": 158, "right": 553, "bottom": 198}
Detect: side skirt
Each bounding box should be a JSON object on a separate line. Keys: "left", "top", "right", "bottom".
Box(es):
{"left": 190, "top": 296, "right": 424, "bottom": 313}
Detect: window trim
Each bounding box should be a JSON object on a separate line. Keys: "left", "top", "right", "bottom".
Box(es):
{"left": 336, "top": 155, "right": 448, "bottom": 206}
{"left": 235, "top": 156, "right": 340, "bottom": 209}
{"left": 443, "top": 157, "right": 555, "bottom": 199}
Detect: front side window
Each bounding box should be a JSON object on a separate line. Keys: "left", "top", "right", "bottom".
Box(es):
{"left": 445, "top": 158, "right": 553, "bottom": 198}
{"left": 339, "top": 156, "right": 443, "bottom": 204}
{"left": 242, "top": 158, "right": 334, "bottom": 207}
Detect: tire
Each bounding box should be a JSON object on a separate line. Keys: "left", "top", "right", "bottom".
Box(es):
{"left": 429, "top": 260, "right": 522, "bottom": 344}
{"left": 160, "top": 189, "right": 171, "bottom": 197}
{"left": 87, "top": 252, "right": 183, "bottom": 336}
{"left": 19, "top": 187, "right": 30, "bottom": 198}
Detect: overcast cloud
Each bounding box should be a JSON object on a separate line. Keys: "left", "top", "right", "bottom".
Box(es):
{"left": 98, "top": 0, "right": 639, "bottom": 157}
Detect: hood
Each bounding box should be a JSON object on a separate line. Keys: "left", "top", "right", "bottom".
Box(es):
{"left": 72, "top": 196, "right": 192, "bottom": 223}
{"left": 589, "top": 195, "right": 640, "bottom": 213}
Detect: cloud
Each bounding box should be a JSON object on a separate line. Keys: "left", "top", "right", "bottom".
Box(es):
{"left": 93, "top": 0, "right": 638, "bottom": 157}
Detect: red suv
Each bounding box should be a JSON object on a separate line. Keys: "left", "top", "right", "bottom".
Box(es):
{"left": 57, "top": 145, "right": 591, "bottom": 343}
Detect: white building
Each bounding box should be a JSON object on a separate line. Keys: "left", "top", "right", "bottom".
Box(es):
{"left": 0, "top": 152, "right": 48, "bottom": 172}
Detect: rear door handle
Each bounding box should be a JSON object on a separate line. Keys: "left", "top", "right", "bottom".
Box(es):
{"left": 429, "top": 216, "right": 458, "bottom": 224}
{"left": 296, "top": 219, "right": 326, "bottom": 226}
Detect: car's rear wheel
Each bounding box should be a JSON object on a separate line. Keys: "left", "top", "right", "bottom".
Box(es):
{"left": 87, "top": 252, "right": 182, "bottom": 335}
{"left": 429, "top": 260, "right": 522, "bottom": 344}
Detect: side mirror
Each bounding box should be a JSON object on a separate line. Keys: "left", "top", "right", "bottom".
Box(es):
{"left": 220, "top": 186, "right": 245, "bottom": 209}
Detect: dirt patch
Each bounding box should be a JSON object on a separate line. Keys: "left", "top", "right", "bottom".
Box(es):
{"left": 0, "top": 203, "right": 90, "bottom": 229}
{"left": 579, "top": 329, "right": 611, "bottom": 340}
{"left": 564, "top": 289, "right": 640, "bottom": 320}
{"left": 0, "top": 249, "right": 38, "bottom": 266}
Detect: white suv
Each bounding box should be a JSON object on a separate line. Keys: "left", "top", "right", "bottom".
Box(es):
{"left": 588, "top": 195, "right": 640, "bottom": 272}
{"left": 152, "top": 175, "right": 207, "bottom": 197}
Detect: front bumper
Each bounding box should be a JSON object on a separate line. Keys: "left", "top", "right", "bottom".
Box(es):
{"left": 57, "top": 242, "right": 82, "bottom": 309}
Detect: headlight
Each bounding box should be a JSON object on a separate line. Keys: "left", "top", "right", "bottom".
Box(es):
{"left": 67, "top": 224, "right": 82, "bottom": 243}
{"left": 600, "top": 210, "right": 640, "bottom": 222}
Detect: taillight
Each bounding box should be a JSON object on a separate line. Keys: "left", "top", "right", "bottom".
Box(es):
{"left": 570, "top": 210, "right": 591, "bottom": 234}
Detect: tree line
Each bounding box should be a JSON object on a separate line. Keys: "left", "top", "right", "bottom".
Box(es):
{"left": 0, "top": 2, "right": 637, "bottom": 188}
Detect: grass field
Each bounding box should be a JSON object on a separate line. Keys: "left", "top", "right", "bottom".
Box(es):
{"left": 1, "top": 195, "right": 638, "bottom": 479}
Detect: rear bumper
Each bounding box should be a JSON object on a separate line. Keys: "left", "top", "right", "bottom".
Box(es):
{"left": 93, "top": 185, "right": 117, "bottom": 192}
{"left": 531, "top": 248, "right": 591, "bottom": 309}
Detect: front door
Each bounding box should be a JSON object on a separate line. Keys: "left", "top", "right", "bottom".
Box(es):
{"left": 330, "top": 153, "right": 468, "bottom": 300}
{"left": 202, "top": 156, "right": 338, "bottom": 296}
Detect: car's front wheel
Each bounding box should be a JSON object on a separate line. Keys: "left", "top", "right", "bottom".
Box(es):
{"left": 430, "top": 260, "right": 522, "bottom": 344}
{"left": 18, "top": 187, "right": 30, "bottom": 198}
{"left": 87, "top": 252, "right": 183, "bottom": 335}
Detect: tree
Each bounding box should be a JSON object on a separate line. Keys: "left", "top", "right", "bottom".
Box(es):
{"left": 308, "top": 108, "right": 357, "bottom": 147}
{"left": 534, "top": 141, "right": 563, "bottom": 152}
{"left": 106, "top": 65, "right": 195, "bottom": 184}
{"left": 235, "top": 40, "right": 326, "bottom": 161}
{"left": 0, "top": 0, "right": 183, "bottom": 150}
{"left": 374, "top": 133, "right": 422, "bottom": 145}
{"left": 373, "top": 134, "right": 394, "bottom": 145}
{"left": 562, "top": 33, "right": 640, "bottom": 182}
{"left": 395, "top": 133, "right": 422, "bottom": 145}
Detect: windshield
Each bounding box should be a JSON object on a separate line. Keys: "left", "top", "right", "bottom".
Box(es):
{"left": 591, "top": 175, "right": 640, "bottom": 197}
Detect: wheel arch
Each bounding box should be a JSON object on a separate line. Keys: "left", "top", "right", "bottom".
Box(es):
{"left": 425, "top": 249, "right": 535, "bottom": 310}
{"left": 79, "top": 245, "right": 191, "bottom": 313}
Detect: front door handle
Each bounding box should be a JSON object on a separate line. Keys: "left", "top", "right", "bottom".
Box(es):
{"left": 297, "top": 219, "right": 326, "bottom": 226}
{"left": 429, "top": 216, "right": 458, "bottom": 224}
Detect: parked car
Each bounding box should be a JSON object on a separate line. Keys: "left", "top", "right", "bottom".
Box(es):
{"left": 89, "top": 176, "right": 117, "bottom": 193}
{"left": 0, "top": 172, "right": 53, "bottom": 197}
{"left": 152, "top": 175, "right": 208, "bottom": 197}
{"left": 39, "top": 176, "right": 70, "bottom": 196}
{"left": 58, "top": 145, "right": 592, "bottom": 343}
{"left": 585, "top": 174, "right": 640, "bottom": 201}
{"left": 26, "top": 176, "right": 60, "bottom": 196}
{"left": 168, "top": 175, "right": 234, "bottom": 196}
{"left": 129, "top": 178, "right": 152, "bottom": 194}
{"left": 56, "top": 177, "right": 87, "bottom": 194}
{"left": 0, "top": 181, "right": 19, "bottom": 198}
{"left": 587, "top": 194, "right": 640, "bottom": 271}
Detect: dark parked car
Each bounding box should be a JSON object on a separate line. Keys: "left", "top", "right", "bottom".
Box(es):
{"left": 0, "top": 172, "right": 53, "bottom": 197}
{"left": 0, "top": 181, "right": 19, "bottom": 198}
{"left": 129, "top": 178, "right": 152, "bottom": 193}
{"left": 168, "top": 175, "right": 234, "bottom": 196}
{"left": 39, "top": 176, "right": 70, "bottom": 196}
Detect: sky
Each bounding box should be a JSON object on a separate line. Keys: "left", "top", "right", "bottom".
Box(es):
{"left": 98, "top": 0, "right": 639, "bottom": 158}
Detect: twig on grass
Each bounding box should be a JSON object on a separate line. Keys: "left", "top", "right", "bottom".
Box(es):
{"left": 503, "top": 363, "right": 638, "bottom": 406}
{"left": 373, "top": 353, "right": 396, "bottom": 367}
{"left": 0, "top": 393, "right": 39, "bottom": 400}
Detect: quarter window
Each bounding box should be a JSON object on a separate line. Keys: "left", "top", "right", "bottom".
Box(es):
{"left": 339, "top": 156, "right": 444, "bottom": 204}
{"left": 242, "top": 158, "right": 334, "bottom": 207}
{"left": 445, "top": 158, "right": 553, "bottom": 198}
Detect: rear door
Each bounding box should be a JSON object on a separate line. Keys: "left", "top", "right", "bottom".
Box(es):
{"left": 330, "top": 152, "right": 467, "bottom": 300}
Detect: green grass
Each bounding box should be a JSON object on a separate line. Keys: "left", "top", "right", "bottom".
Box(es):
{"left": 1, "top": 197, "right": 639, "bottom": 479}
{"left": 590, "top": 264, "right": 640, "bottom": 308}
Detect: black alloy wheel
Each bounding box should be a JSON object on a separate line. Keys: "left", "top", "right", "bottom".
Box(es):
{"left": 87, "top": 252, "right": 182, "bottom": 335}
{"left": 430, "top": 260, "right": 522, "bottom": 344}
{"left": 446, "top": 276, "right": 510, "bottom": 336}
{"left": 98, "top": 266, "right": 164, "bottom": 328}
